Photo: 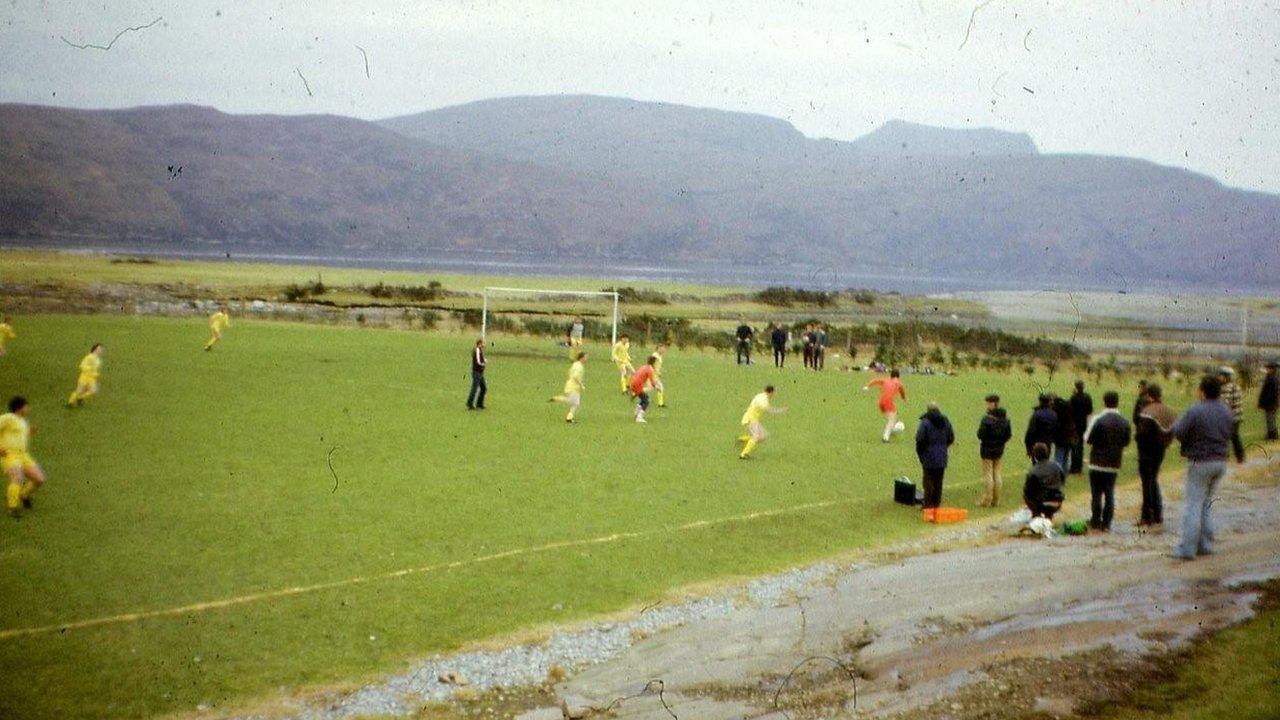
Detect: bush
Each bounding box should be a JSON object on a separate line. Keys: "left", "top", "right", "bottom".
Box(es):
{"left": 281, "top": 280, "right": 327, "bottom": 302}
{"left": 364, "top": 281, "right": 444, "bottom": 301}
{"left": 602, "top": 286, "right": 669, "bottom": 305}
{"left": 755, "top": 286, "right": 835, "bottom": 308}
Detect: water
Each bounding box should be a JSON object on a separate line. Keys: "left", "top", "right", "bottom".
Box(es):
{"left": 9, "top": 239, "right": 1272, "bottom": 296}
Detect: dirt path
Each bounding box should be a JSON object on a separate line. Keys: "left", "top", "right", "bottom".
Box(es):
{"left": 528, "top": 460, "right": 1280, "bottom": 720}
{"left": 224, "top": 460, "right": 1279, "bottom": 720}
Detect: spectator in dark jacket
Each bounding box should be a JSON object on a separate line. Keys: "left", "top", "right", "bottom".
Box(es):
{"left": 1171, "top": 375, "right": 1235, "bottom": 560}
{"left": 466, "top": 338, "right": 487, "bottom": 410}
{"left": 1024, "top": 394, "right": 1058, "bottom": 459}
{"left": 976, "top": 393, "right": 1012, "bottom": 507}
{"left": 1131, "top": 379, "right": 1150, "bottom": 425}
{"left": 1219, "top": 367, "right": 1245, "bottom": 463}
{"left": 1134, "top": 383, "right": 1177, "bottom": 525}
{"left": 915, "top": 402, "right": 955, "bottom": 509}
{"left": 770, "top": 324, "right": 789, "bottom": 368}
{"left": 1023, "top": 442, "right": 1065, "bottom": 520}
{"left": 1051, "top": 393, "right": 1077, "bottom": 473}
{"left": 1068, "top": 381, "right": 1093, "bottom": 474}
{"left": 735, "top": 322, "right": 754, "bottom": 365}
{"left": 1260, "top": 360, "right": 1279, "bottom": 441}
{"left": 1083, "top": 391, "right": 1132, "bottom": 531}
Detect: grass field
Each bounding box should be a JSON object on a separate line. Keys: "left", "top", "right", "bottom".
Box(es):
{"left": 1102, "top": 580, "right": 1280, "bottom": 720}
{"left": 0, "top": 313, "right": 1263, "bottom": 719}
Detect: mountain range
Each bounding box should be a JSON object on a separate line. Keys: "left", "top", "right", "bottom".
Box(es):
{"left": 1, "top": 95, "right": 1276, "bottom": 288}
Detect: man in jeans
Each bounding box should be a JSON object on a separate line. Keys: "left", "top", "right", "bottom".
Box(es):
{"left": 1260, "top": 360, "right": 1279, "bottom": 441}
{"left": 1083, "top": 391, "right": 1131, "bottom": 531}
{"left": 466, "top": 338, "right": 487, "bottom": 410}
{"left": 1218, "top": 367, "right": 1245, "bottom": 463}
{"left": 1171, "top": 375, "right": 1235, "bottom": 560}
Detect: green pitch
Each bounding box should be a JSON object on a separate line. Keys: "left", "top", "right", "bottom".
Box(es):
{"left": 0, "top": 314, "right": 1220, "bottom": 719}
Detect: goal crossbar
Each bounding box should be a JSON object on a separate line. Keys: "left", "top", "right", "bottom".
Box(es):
{"left": 481, "top": 287, "right": 620, "bottom": 345}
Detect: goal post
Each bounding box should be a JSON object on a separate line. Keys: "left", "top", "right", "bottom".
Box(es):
{"left": 481, "top": 286, "right": 620, "bottom": 346}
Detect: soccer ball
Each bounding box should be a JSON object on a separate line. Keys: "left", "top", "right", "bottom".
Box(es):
{"left": 892, "top": 421, "right": 906, "bottom": 434}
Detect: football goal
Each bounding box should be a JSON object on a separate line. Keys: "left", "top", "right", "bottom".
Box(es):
{"left": 481, "top": 287, "right": 620, "bottom": 346}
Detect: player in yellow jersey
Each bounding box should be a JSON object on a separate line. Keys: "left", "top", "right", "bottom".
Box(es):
{"left": 611, "top": 334, "right": 634, "bottom": 392}
{"left": 651, "top": 343, "right": 668, "bottom": 407}
{"left": 1, "top": 396, "right": 45, "bottom": 518}
{"left": 67, "top": 343, "right": 104, "bottom": 407}
{"left": 738, "top": 385, "right": 785, "bottom": 459}
{"left": 0, "top": 316, "right": 15, "bottom": 357}
{"left": 205, "top": 305, "right": 231, "bottom": 351}
{"left": 551, "top": 352, "right": 588, "bottom": 422}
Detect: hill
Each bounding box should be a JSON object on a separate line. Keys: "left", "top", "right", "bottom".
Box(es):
{"left": 0, "top": 103, "right": 690, "bottom": 258}
{"left": 1, "top": 97, "right": 1277, "bottom": 288}
{"left": 383, "top": 95, "right": 1280, "bottom": 288}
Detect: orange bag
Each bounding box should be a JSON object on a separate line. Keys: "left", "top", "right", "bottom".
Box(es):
{"left": 922, "top": 507, "right": 969, "bottom": 524}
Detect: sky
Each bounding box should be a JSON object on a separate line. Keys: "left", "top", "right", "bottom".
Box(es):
{"left": 2, "top": 1, "right": 1279, "bottom": 193}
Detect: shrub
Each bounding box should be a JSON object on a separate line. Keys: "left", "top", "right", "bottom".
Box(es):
{"left": 755, "top": 286, "right": 835, "bottom": 308}
{"left": 602, "top": 286, "right": 669, "bottom": 305}
{"left": 364, "top": 281, "right": 444, "bottom": 301}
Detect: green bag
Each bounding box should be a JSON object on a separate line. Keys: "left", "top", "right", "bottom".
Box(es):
{"left": 1063, "top": 519, "right": 1088, "bottom": 536}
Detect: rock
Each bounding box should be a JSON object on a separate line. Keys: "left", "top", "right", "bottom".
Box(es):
{"left": 559, "top": 694, "right": 598, "bottom": 719}
{"left": 1033, "top": 696, "right": 1075, "bottom": 718}
{"left": 516, "top": 709, "right": 563, "bottom": 720}
{"left": 438, "top": 671, "right": 469, "bottom": 686}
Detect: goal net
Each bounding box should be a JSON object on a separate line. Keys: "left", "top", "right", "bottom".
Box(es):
{"left": 481, "top": 286, "right": 620, "bottom": 348}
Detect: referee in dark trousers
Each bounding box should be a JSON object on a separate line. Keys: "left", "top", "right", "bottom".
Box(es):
{"left": 466, "top": 338, "right": 487, "bottom": 410}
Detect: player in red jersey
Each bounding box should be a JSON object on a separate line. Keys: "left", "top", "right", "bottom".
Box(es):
{"left": 863, "top": 368, "right": 907, "bottom": 442}
{"left": 630, "top": 356, "right": 661, "bottom": 423}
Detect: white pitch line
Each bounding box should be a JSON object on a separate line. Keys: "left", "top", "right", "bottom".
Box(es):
{"left": 0, "top": 497, "right": 855, "bottom": 640}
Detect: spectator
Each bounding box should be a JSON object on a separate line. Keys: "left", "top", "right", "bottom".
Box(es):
{"left": 735, "top": 322, "right": 754, "bottom": 365}
{"left": 466, "top": 338, "right": 487, "bottom": 410}
{"left": 770, "top": 323, "right": 789, "bottom": 368}
{"left": 1218, "top": 367, "right": 1245, "bottom": 463}
{"left": 1068, "top": 380, "right": 1093, "bottom": 475}
{"left": 1051, "top": 392, "right": 1077, "bottom": 473}
{"left": 1024, "top": 394, "right": 1059, "bottom": 459}
{"left": 915, "top": 401, "right": 955, "bottom": 509}
{"left": 976, "top": 393, "right": 1012, "bottom": 507}
{"left": 802, "top": 323, "right": 816, "bottom": 369}
{"left": 814, "top": 325, "right": 828, "bottom": 370}
{"left": 1083, "top": 391, "right": 1132, "bottom": 532}
{"left": 1170, "top": 375, "right": 1235, "bottom": 560}
{"left": 1260, "top": 359, "right": 1279, "bottom": 441}
{"left": 1132, "top": 379, "right": 1150, "bottom": 425}
{"left": 1023, "top": 442, "right": 1065, "bottom": 520}
{"left": 1133, "top": 383, "right": 1176, "bottom": 525}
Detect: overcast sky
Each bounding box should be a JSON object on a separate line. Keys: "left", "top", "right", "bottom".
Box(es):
{"left": 3, "top": 1, "right": 1278, "bottom": 192}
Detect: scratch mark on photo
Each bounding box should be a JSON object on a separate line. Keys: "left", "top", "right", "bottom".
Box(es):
{"left": 60, "top": 16, "right": 162, "bottom": 51}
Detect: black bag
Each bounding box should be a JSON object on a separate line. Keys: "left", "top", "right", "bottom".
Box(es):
{"left": 894, "top": 476, "right": 917, "bottom": 506}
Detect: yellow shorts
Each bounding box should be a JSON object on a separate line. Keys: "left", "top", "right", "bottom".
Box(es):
{"left": 743, "top": 421, "right": 767, "bottom": 440}
{"left": 1, "top": 450, "right": 35, "bottom": 474}
{"left": 78, "top": 374, "right": 98, "bottom": 388}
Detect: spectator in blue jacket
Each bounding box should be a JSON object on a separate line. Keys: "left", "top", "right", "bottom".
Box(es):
{"left": 916, "top": 402, "right": 956, "bottom": 509}
{"left": 1170, "top": 375, "right": 1235, "bottom": 560}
